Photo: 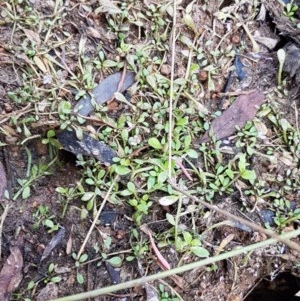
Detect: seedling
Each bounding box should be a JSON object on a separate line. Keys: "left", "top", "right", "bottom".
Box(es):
{"left": 42, "top": 130, "right": 60, "bottom": 159}
{"left": 13, "top": 157, "right": 56, "bottom": 201}
{"left": 128, "top": 195, "right": 153, "bottom": 226}
{"left": 32, "top": 205, "right": 59, "bottom": 233}
{"left": 284, "top": 2, "right": 299, "bottom": 21}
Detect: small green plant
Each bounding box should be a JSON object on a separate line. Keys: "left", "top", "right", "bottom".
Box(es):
{"left": 128, "top": 194, "right": 153, "bottom": 225}
{"left": 72, "top": 252, "right": 88, "bottom": 284}
{"left": 174, "top": 230, "right": 209, "bottom": 258}
{"left": 159, "top": 284, "right": 180, "bottom": 301}
{"left": 273, "top": 198, "right": 300, "bottom": 228}
{"left": 13, "top": 158, "right": 55, "bottom": 201}
{"left": 25, "top": 262, "right": 61, "bottom": 296}
{"left": 56, "top": 185, "right": 83, "bottom": 218}
{"left": 32, "top": 205, "right": 59, "bottom": 233}
{"left": 235, "top": 121, "right": 258, "bottom": 155}
{"left": 44, "top": 263, "right": 62, "bottom": 284}
{"left": 127, "top": 229, "right": 149, "bottom": 261}
{"left": 206, "top": 264, "right": 218, "bottom": 272}
{"left": 284, "top": 2, "right": 298, "bottom": 21}
{"left": 42, "top": 130, "right": 60, "bottom": 159}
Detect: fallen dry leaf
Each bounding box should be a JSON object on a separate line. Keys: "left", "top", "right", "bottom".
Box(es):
{"left": 40, "top": 227, "right": 66, "bottom": 263}
{"left": 33, "top": 56, "right": 48, "bottom": 73}
{"left": 196, "top": 90, "right": 265, "bottom": 143}
{"left": 0, "top": 247, "right": 23, "bottom": 301}
{"left": 216, "top": 233, "right": 235, "bottom": 255}
{"left": 86, "top": 26, "right": 102, "bottom": 39}
{"left": 22, "top": 28, "right": 41, "bottom": 46}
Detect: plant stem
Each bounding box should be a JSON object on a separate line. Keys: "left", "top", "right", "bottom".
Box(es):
{"left": 48, "top": 229, "right": 300, "bottom": 301}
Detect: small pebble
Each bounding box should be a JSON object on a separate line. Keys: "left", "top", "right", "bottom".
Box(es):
{"left": 115, "top": 229, "right": 126, "bottom": 239}
{"left": 198, "top": 70, "right": 208, "bottom": 82}
{"left": 231, "top": 35, "right": 240, "bottom": 45}
{"left": 3, "top": 102, "right": 12, "bottom": 113}
{"left": 161, "top": 64, "right": 171, "bottom": 75}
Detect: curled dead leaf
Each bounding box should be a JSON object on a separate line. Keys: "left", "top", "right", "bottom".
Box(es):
{"left": 0, "top": 247, "right": 23, "bottom": 301}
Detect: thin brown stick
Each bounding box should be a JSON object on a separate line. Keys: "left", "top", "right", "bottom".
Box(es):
{"left": 169, "top": 181, "right": 300, "bottom": 254}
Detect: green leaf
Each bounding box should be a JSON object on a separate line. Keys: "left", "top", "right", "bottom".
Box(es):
{"left": 166, "top": 213, "right": 176, "bottom": 226}
{"left": 107, "top": 256, "right": 122, "bottom": 267}
{"left": 44, "top": 219, "right": 54, "bottom": 228}
{"left": 146, "top": 74, "right": 157, "bottom": 89}
{"left": 157, "top": 171, "right": 168, "bottom": 183}
{"left": 47, "top": 129, "right": 56, "bottom": 138}
{"left": 48, "top": 263, "right": 55, "bottom": 272}
{"left": 127, "top": 181, "right": 136, "bottom": 193}
{"left": 104, "top": 237, "right": 112, "bottom": 249}
{"left": 115, "top": 165, "right": 131, "bottom": 176}
{"left": 80, "top": 208, "right": 88, "bottom": 220}
{"left": 103, "top": 59, "right": 118, "bottom": 67}
{"left": 55, "top": 187, "right": 66, "bottom": 194}
{"left": 175, "top": 236, "right": 185, "bottom": 252}
{"left": 183, "top": 231, "right": 193, "bottom": 245}
{"left": 225, "top": 168, "right": 234, "bottom": 179}
{"left": 81, "top": 192, "right": 94, "bottom": 201}
{"left": 158, "top": 195, "right": 179, "bottom": 206}
{"left": 76, "top": 273, "right": 84, "bottom": 284}
{"left": 147, "top": 176, "right": 156, "bottom": 190}
{"left": 58, "top": 100, "right": 72, "bottom": 114}
{"left": 86, "top": 199, "right": 94, "bottom": 211}
{"left": 119, "top": 189, "right": 133, "bottom": 196}
{"left": 148, "top": 137, "right": 163, "bottom": 149}
{"left": 27, "top": 280, "right": 35, "bottom": 290}
{"left": 79, "top": 253, "right": 88, "bottom": 263}
{"left": 190, "top": 246, "right": 209, "bottom": 257}
{"left": 50, "top": 276, "right": 62, "bottom": 283}
{"left": 186, "top": 149, "right": 198, "bottom": 159}
{"left": 128, "top": 199, "right": 138, "bottom": 207}
{"left": 279, "top": 118, "right": 292, "bottom": 132}
{"left": 241, "top": 170, "right": 256, "bottom": 181}
{"left": 180, "top": 35, "right": 193, "bottom": 48}
{"left": 184, "top": 135, "right": 192, "bottom": 148}
{"left": 23, "top": 124, "right": 31, "bottom": 137}
{"left": 183, "top": 14, "right": 196, "bottom": 32}
{"left": 191, "top": 238, "right": 201, "bottom": 246}
{"left": 176, "top": 116, "right": 189, "bottom": 126}
{"left": 238, "top": 154, "right": 247, "bottom": 172}
{"left": 126, "top": 256, "right": 135, "bottom": 261}
{"left": 85, "top": 178, "right": 95, "bottom": 185}
{"left": 22, "top": 186, "right": 31, "bottom": 199}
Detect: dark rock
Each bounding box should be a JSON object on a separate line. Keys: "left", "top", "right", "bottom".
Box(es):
{"left": 74, "top": 71, "right": 135, "bottom": 116}
{"left": 57, "top": 131, "right": 116, "bottom": 164}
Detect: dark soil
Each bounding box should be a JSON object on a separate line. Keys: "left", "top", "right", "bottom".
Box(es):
{"left": 1, "top": 1, "right": 300, "bottom": 301}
